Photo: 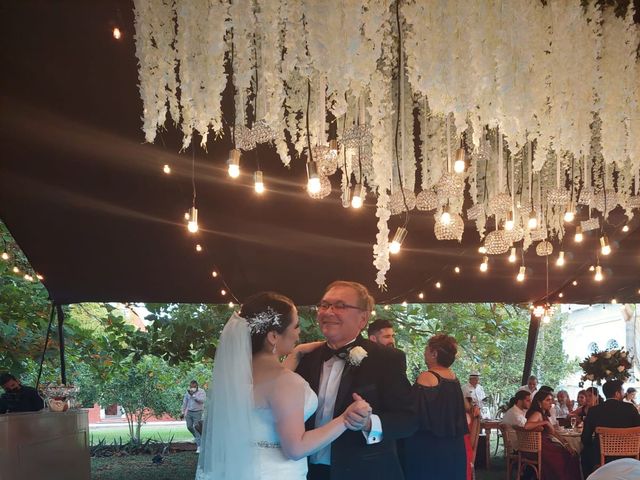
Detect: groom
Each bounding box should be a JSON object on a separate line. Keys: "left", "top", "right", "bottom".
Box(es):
{"left": 296, "top": 281, "right": 416, "bottom": 480}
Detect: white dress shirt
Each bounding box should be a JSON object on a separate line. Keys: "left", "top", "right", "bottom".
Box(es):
{"left": 502, "top": 405, "right": 527, "bottom": 429}
{"left": 310, "top": 350, "right": 382, "bottom": 465}
{"left": 518, "top": 385, "right": 538, "bottom": 398}
{"left": 462, "top": 383, "right": 487, "bottom": 406}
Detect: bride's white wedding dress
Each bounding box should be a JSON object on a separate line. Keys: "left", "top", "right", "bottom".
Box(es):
{"left": 252, "top": 380, "right": 318, "bottom": 479}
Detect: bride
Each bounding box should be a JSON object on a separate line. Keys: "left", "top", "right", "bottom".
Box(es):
{"left": 196, "top": 291, "right": 371, "bottom": 480}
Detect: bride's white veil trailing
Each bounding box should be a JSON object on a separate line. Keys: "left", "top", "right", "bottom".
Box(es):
{"left": 196, "top": 312, "right": 256, "bottom": 480}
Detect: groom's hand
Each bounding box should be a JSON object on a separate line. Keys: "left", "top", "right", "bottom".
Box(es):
{"left": 344, "top": 393, "right": 372, "bottom": 432}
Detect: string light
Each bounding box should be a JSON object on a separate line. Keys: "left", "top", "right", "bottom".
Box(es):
{"left": 418, "top": 292, "right": 424, "bottom": 299}
{"left": 594, "top": 265, "right": 603, "bottom": 282}
{"left": 184, "top": 212, "right": 190, "bottom": 220}
{"left": 527, "top": 210, "right": 538, "bottom": 229}
{"left": 228, "top": 149, "right": 241, "bottom": 178}
{"left": 211, "top": 271, "right": 218, "bottom": 278}
{"left": 622, "top": 225, "right": 629, "bottom": 233}
{"left": 558, "top": 292, "right": 564, "bottom": 298}
{"left": 401, "top": 301, "right": 408, "bottom": 307}
{"left": 371, "top": 310, "right": 376, "bottom": 316}
{"left": 112, "top": 27, "right": 122, "bottom": 40}
{"left": 351, "top": 184, "right": 364, "bottom": 209}
{"left": 508, "top": 247, "right": 516, "bottom": 263}
{"left": 589, "top": 265, "right": 595, "bottom": 271}
{"left": 221, "top": 289, "right": 227, "bottom": 296}
{"left": 36, "top": 274, "right": 44, "bottom": 281}
{"left": 389, "top": 227, "right": 408, "bottom": 254}
{"left": 163, "top": 164, "right": 171, "bottom": 174}
{"left": 24, "top": 274, "right": 33, "bottom": 282}
{"left": 516, "top": 266, "right": 526, "bottom": 282}
{"left": 542, "top": 313, "right": 551, "bottom": 324}
{"left": 556, "top": 251, "right": 565, "bottom": 267}
{"left": 435, "top": 281, "right": 441, "bottom": 289}
{"left": 187, "top": 206, "right": 199, "bottom": 233}
{"left": 533, "top": 305, "right": 545, "bottom": 317}
{"left": 478, "top": 246, "right": 487, "bottom": 254}
{"left": 12, "top": 266, "right": 19, "bottom": 273}
{"left": 574, "top": 226, "right": 583, "bottom": 243}
{"left": 611, "top": 299, "right": 617, "bottom": 305}
{"left": 563, "top": 207, "right": 575, "bottom": 223}
{"left": 600, "top": 235, "right": 611, "bottom": 256}
{"left": 1, "top": 252, "right": 8, "bottom": 260}
{"left": 454, "top": 266, "right": 460, "bottom": 274}
{"left": 383, "top": 305, "right": 390, "bottom": 310}
{"left": 252, "top": 170, "right": 265, "bottom": 194}
{"left": 572, "top": 280, "right": 578, "bottom": 286}
{"left": 505, "top": 211, "right": 514, "bottom": 231}
{"left": 306, "top": 160, "right": 321, "bottom": 194}
{"left": 228, "top": 302, "right": 234, "bottom": 308}
{"left": 195, "top": 244, "right": 202, "bottom": 252}
{"left": 453, "top": 147, "right": 466, "bottom": 174}
{"left": 480, "top": 256, "right": 489, "bottom": 272}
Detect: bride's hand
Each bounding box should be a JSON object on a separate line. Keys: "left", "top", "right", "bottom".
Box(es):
{"left": 294, "top": 341, "right": 325, "bottom": 357}
{"left": 342, "top": 393, "right": 372, "bottom": 431}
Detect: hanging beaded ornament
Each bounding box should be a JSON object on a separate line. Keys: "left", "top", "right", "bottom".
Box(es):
{"left": 487, "top": 193, "right": 513, "bottom": 216}
{"left": 389, "top": 189, "right": 417, "bottom": 215}
{"left": 466, "top": 203, "right": 485, "bottom": 221}
{"left": 434, "top": 213, "right": 464, "bottom": 241}
{"left": 235, "top": 124, "right": 257, "bottom": 151}
{"left": 416, "top": 189, "right": 439, "bottom": 211}
{"left": 485, "top": 230, "right": 511, "bottom": 255}
{"left": 536, "top": 240, "right": 553, "bottom": 256}
{"left": 547, "top": 188, "right": 570, "bottom": 206}
{"left": 580, "top": 217, "right": 600, "bottom": 232}
{"left": 308, "top": 175, "right": 332, "bottom": 199}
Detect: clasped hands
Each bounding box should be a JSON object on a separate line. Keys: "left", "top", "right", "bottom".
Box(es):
{"left": 343, "top": 393, "right": 373, "bottom": 432}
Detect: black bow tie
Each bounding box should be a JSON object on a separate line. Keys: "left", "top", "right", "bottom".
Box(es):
{"left": 321, "top": 343, "right": 352, "bottom": 362}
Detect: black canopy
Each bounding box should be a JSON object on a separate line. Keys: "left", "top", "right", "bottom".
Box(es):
{"left": 1, "top": 1, "right": 639, "bottom": 306}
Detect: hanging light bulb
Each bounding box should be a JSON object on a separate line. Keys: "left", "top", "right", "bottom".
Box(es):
{"left": 418, "top": 292, "right": 425, "bottom": 300}
{"left": 187, "top": 206, "right": 198, "bottom": 233}
{"left": 600, "top": 235, "right": 611, "bottom": 256}
{"left": 516, "top": 266, "right": 526, "bottom": 282}
{"left": 454, "top": 266, "right": 460, "bottom": 274}
{"left": 1, "top": 252, "right": 8, "bottom": 260}
{"left": 563, "top": 206, "right": 575, "bottom": 223}
{"left": 211, "top": 271, "right": 218, "bottom": 278}
{"left": 594, "top": 265, "right": 603, "bottom": 282}
{"left": 389, "top": 227, "right": 408, "bottom": 254}
{"left": 351, "top": 184, "right": 364, "bottom": 209}
{"left": 556, "top": 251, "right": 565, "bottom": 267}
{"left": 572, "top": 280, "right": 578, "bottom": 286}
{"left": 163, "top": 164, "right": 171, "bottom": 174}
{"left": 341, "top": 183, "right": 351, "bottom": 208}
{"left": 228, "top": 149, "right": 241, "bottom": 178}
{"left": 453, "top": 147, "right": 466, "bottom": 174}
{"left": 589, "top": 265, "right": 595, "bottom": 271}
{"left": 440, "top": 207, "right": 451, "bottom": 225}
{"left": 622, "top": 225, "right": 629, "bottom": 233}
{"left": 480, "top": 256, "right": 489, "bottom": 272}
{"left": 195, "top": 244, "right": 202, "bottom": 252}
{"left": 112, "top": 27, "right": 122, "bottom": 40}
{"left": 221, "top": 289, "right": 227, "bottom": 296}
{"left": 254, "top": 170, "right": 265, "bottom": 194}
{"left": 508, "top": 247, "right": 517, "bottom": 263}
{"left": 559, "top": 292, "right": 564, "bottom": 298}
{"left": 505, "top": 211, "right": 514, "bottom": 231}
{"left": 306, "top": 160, "right": 321, "bottom": 194}
{"left": 478, "top": 246, "right": 487, "bottom": 254}
{"left": 574, "top": 226, "right": 583, "bottom": 243}
{"left": 527, "top": 210, "right": 538, "bottom": 229}
{"left": 435, "top": 281, "right": 441, "bottom": 289}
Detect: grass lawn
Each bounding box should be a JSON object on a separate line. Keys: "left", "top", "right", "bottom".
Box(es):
{"left": 90, "top": 425, "right": 194, "bottom": 445}
{"left": 92, "top": 452, "right": 198, "bottom": 480}
{"left": 91, "top": 436, "right": 507, "bottom": 480}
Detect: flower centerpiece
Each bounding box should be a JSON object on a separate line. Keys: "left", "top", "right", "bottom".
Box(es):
{"left": 579, "top": 348, "right": 633, "bottom": 385}
{"left": 41, "top": 383, "right": 79, "bottom": 412}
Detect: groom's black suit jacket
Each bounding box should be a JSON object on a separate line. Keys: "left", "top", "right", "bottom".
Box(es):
{"left": 296, "top": 336, "right": 417, "bottom": 480}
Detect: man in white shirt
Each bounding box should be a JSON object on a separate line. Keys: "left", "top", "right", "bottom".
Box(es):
{"left": 462, "top": 371, "right": 487, "bottom": 407}
{"left": 502, "top": 390, "right": 532, "bottom": 429}
{"left": 518, "top": 375, "right": 539, "bottom": 398}
{"left": 181, "top": 380, "right": 206, "bottom": 453}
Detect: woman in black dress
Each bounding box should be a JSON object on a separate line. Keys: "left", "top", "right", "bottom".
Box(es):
{"left": 402, "top": 334, "right": 468, "bottom": 480}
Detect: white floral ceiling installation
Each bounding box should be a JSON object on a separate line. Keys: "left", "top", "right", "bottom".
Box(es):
{"left": 134, "top": 0, "right": 640, "bottom": 289}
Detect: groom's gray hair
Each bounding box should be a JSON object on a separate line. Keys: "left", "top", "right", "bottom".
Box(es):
{"left": 324, "top": 280, "right": 375, "bottom": 314}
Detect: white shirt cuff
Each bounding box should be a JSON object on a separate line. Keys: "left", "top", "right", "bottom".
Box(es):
{"left": 362, "top": 414, "right": 382, "bottom": 444}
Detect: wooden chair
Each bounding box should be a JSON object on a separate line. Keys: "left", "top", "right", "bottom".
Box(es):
{"left": 499, "top": 424, "right": 519, "bottom": 480}
{"left": 595, "top": 426, "right": 640, "bottom": 466}
{"left": 514, "top": 426, "right": 542, "bottom": 480}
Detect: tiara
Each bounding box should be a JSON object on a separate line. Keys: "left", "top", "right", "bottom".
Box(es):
{"left": 246, "top": 307, "right": 282, "bottom": 335}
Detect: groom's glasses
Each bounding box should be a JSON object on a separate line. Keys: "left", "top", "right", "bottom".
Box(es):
{"left": 316, "top": 301, "right": 364, "bottom": 312}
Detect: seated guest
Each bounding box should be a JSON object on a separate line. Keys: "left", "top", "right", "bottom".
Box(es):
{"left": 0, "top": 373, "right": 45, "bottom": 414}
{"left": 623, "top": 387, "right": 638, "bottom": 409}
{"left": 576, "top": 389, "right": 587, "bottom": 409}
{"left": 524, "top": 390, "right": 581, "bottom": 479}
{"left": 462, "top": 371, "right": 487, "bottom": 408}
{"left": 538, "top": 385, "right": 558, "bottom": 426}
{"left": 581, "top": 380, "right": 640, "bottom": 477}
{"left": 402, "top": 334, "right": 468, "bottom": 480}
{"left": 573, "top": 386, "right": 602, "bottom": 423}
{"left": 502, "top": 390, "right": 532, "bottom": 428}
{"left": 367, "top": 318, "right": 396, "bottom": 347}
{"left": 518, "top": 375, "right": 539, "bottom": 397}
{"left": 555, "top": 389, "right": 573, "bottom": 419}
{"left": 586, "top": 458, "right": 640, "bottom": 480}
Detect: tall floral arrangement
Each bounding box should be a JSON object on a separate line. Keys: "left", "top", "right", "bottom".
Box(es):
{"left": 579, "top": 348, "right": 633, "bottom": 385}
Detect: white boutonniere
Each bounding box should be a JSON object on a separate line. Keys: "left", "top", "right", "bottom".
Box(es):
{"left": 347, "top": 346, "right": 368, "bottom": 366}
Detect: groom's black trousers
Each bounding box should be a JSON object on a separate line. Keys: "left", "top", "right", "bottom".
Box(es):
{"left": 308, "top": 464, "right": 331, "bottom": 480}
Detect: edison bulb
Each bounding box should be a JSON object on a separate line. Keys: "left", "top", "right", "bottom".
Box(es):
{"left": 187, "top": 221, "right": 198, "bottom": 233}
{"left": 307, "top": 177, "right": 321, "bottom": 194}
{"left": 563, "top": 210, "right": 575, "bottom": 223}
{"left": 440, "top": 211, "right": 451, "bottom": 225}
{"left": 505, "top": 219, "right": 514, "bottom": 231}
{"left": 228, "top": 163, "right": 240, "bottom": 178}
{"left": 480, "top": 257, "right": 488, "bottom": 272}
{"left": 508, "top": 247, "right": 516, "bottom": 263}
{"left": 594, "top": 266, "right": 603, "bottom": 282}
{"left": 556, "top": 251, "right": 565, "bottom": 267}
{"left": 516, "top": 266, "right": 525, "bottom": 282}
{"left": 527, "top": 215, "right": 538, "bottom": 230}
{"left": 389, "top": 241, "right": 401, "bottom": 254}
{"left": 454, "top": 159, "right": 465, "bottom": 174}
{"left": 254, "top": 171, "right": 265, "bottom": 194}
{"left": 575, "top": 227, "right": 583, "bottom": 243}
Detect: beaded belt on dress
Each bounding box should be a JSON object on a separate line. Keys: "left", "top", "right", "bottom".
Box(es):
{"left": 255, "top": 441, "right": 281, "bottom": 449}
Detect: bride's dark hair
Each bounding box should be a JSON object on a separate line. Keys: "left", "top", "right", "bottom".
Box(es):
{"left": 240, "top": 291, "right": 296, "bottom": 354}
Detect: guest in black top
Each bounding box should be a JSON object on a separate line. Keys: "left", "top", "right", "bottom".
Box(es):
{"left": 401, "top": 334, "right": 468, "bottom": 480}
{"left": 581, "top": 380, "right": 640, "bottom": 476}
{"left": 0, "top": 373, "right": 44, "bottom": 414}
